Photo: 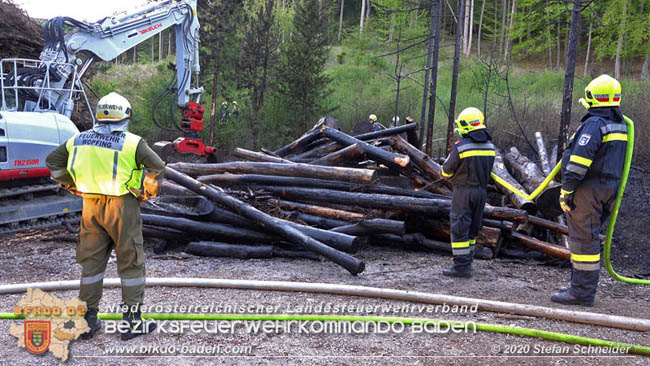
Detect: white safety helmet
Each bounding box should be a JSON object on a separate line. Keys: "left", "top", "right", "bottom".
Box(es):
{"left": 94, "top": 92, "right": 132, "bottom": 134}
{"left": 392, "top": 116, "right": 400, "bottom": 124}
{"left": 368, "top": 114, "right": 377, "bottom": 122}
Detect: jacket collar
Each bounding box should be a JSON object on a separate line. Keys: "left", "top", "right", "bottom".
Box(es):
{"left": 582, "top": 107, "right": 623, "bottom": 123}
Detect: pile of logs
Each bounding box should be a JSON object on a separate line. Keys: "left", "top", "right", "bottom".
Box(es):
{"left": 143, "top": 118, "right": 572, "bottom": 275}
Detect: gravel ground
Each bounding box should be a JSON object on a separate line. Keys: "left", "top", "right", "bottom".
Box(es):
{"left": 1, "top": 227, "right": 649, "bottom": 366}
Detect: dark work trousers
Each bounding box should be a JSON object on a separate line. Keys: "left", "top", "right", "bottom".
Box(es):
{"left": 566, "top": 179, "right": 617, "bottom": 300}
{"left": 449, "top": 186, "right": 487, "bottom": 270}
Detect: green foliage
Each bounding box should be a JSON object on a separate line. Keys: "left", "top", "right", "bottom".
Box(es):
{"left": 281, "top": 0, "right": 334, "bottom": 132}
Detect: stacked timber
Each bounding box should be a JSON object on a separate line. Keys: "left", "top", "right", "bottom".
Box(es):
{"left": 142, "top": 120, "right": 572, "bottom": 275}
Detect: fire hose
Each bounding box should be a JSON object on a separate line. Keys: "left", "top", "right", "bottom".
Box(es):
{"left": 1, "top": 279, "right": 650, "bottom": 355}
{"left": 491, "top": 116, "right": 647, "bottom": 285}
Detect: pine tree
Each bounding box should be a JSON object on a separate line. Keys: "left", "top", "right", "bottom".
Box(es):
{"left": 282, "top": 0, "right": 333, "bottom": 132}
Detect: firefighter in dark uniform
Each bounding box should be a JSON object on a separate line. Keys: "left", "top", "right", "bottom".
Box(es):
{"left": 441, "top": 107, "right": 495, "bottom": 277}
{"left": 552, "top": 75, "right": 628, "bottom": 306}
{"left": 46, "top": 92, "right": 164, "bottom": 339}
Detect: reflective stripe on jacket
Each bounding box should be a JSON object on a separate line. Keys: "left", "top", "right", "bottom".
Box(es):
{"left": 442, "top": 131, "right": 495, "bottom": 188}
{"left": 561, "top": 107, "right": 627, "bottom": 192}
{"left": 66, "top": 130, "right": 143, "bottom": 196}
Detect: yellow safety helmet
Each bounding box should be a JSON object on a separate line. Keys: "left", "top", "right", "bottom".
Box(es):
{"left": 95, "top": 92, "right": 132, "bottom": 123}
{"left": 368, "top": 114, "right": 377, "bottom": 122}
{"left": 579, "top": 74, "right": 621, "bottom": 110}
{"left": 455, "top": 107, "right": 486, "bottom": 135}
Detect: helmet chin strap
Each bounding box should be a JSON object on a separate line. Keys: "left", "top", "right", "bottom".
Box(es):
{"left": 579, "top": 98, "right": 591, "bottom": 111}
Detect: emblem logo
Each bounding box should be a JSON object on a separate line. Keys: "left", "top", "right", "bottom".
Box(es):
{"left": 578, "top": 134, "right": 591, "bottom": 146}
{"left": 24, "top": 320, "right": 51, "bottom": 354}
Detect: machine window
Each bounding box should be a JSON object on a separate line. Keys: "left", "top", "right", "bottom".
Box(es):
{"left": 0, "top": 147, "right": 6, "bottom": 162}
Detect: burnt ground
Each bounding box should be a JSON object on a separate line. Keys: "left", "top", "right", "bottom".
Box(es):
{"left": 0, "top": 165, "right": 649, "bottom": 366}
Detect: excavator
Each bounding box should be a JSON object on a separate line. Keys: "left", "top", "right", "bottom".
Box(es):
{"left": 0, "top": 0, "right": 214, "bottom": 235}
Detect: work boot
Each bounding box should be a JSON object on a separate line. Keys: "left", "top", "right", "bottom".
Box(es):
{"left": 121, "top": 305, "right": 156, "bottom": 341}
{"left": 551, "top": 291, "right": 594, "bottom": 307}
{"left": 81, "top": 308, "right": 102, "bottom": 340}
{"left": 442, "top": 267, "right": 472, "bottom": 278}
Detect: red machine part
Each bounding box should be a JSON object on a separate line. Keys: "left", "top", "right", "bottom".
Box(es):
{"left": 172, "top": 137, "right": 215, "bottom": 156}
{"left": 180, "top": 101, "right": 204, "bottom": 133}
{"left": 174, "top": 102, "right": 214, "bottom": 157}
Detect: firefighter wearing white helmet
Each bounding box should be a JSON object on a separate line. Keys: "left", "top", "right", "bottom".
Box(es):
{"left": 441, "top": 107, "right": 495, "bottom": 277}
{"left": 93, "top": 92, "right": 134, "bottom": 134}
{"left": 552, "top": 74, "right": 628, "bottom": 307}
{"left": 45, "top": 92, "right": 165, "bottom": 339}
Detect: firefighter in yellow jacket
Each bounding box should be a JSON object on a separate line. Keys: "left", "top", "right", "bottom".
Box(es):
{"left": 46, "top": 92, "right": 165, "bottom": 340}
{"left": 441, "top": 107, "right": 495, "bottom": 277}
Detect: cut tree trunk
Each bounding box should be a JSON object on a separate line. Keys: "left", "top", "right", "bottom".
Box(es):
{"left": 311, "top": 144, "right": 365, "bottom": 166}
{"left": 419, "top": 219, "right": 501, "bottom": 246}
{"left": 322, "top": 127, "right": 410, "bottom": 169}
{"left": 273, "top": 129, "right": 323, "bottom": 157}
{"left": 534, "top": 132, "right": 551, "bottom": 176}
{"left": 271, "top": 199, "right": 365, "bottom": 222}
{"left": 168, "top": 161, "right": 377, "bottom": 184}
{"left": 503, "top": 147, "right": 561, "bottom": 217}
{"left": 186, "top": 242, "right": 320, "bottom": 261}
{"left": 165, "top": 167, "right": 365, "bottom": 275}
{"left": 509, "top": 232, "right": 570, "bottom": 260}
{"left": 492, "top": 150, "right": 536, "bottom": 212}
{"left": 389, "top": 135, "right": 452, "bottom": 190}
{"left": 332, "top": 219, "right": 406, "bottom": 236}
{"left": 233, "top": 148, "right": 294, "bottom": 164}
{"left": 142, "top": 214, "right": 277, "bottom": 243}
{"left": 263, "top": 186, "right": 528, "bottom": 223}
{"left": 292, "top": 123, "right": 417, "bottom": 161}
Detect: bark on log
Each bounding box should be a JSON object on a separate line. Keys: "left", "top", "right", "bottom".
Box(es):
{"left": 550, "top": 144, "right": 558, "bottom": 169}
{"left": 160, "top": 180, "right": 198, "bottom": 197}
{"left": 165, "top": 167, "right": 365, "bottom": 274}
{"left": 416, "top": 219, "right": 501, "bottom": 246}
{"left": 535, "top": 132, "right": 551, "bottom": 176}
{"left": 509, "top": 232, "right": 570, "bottom": 260}
{"left": 198, "top": 173, "right": 437, "bottom": 199}
{"left": 206, "top": 203, "right": 360, "bottom": 253}
{"left": 273, "top": 129, "right": 323, "bottom": 157}
{"left": 187, "top": 241, "right": 274, "bottom": 259}
{"left": 233, "top": 148, "right": 294, "bottom": 164}
{"left": 281, "top": 211, "right": 350, "bottom": 229}
{"left": 388, "top": 135, "right": 452, "bottom": 189}
{"left": 332, "top": 219, "right": 405, "bottom": 236}
{"left": 311, "top": 144, "right": 365, "bottom": 166}
{"left": 271, "top": 199, "right": 365, "bottom": 221}
{"left": 322, "top": 127, "right": 410, "bottom": 169}
{"left": 263, "top": 186, "right": 528, "bottom": 223}
{"left": 528, "top": 215, "right": 568, "bottom": 236}
{"left": 186, "top": 242, "right": 320, "bottom": 261}
{"left": 371, "top": 233, "right": 493, "bottom": 259}
{"left": 168, "top": 161, "right": 377, "bottom": 184}
{"left": 143, "top": 214, "right": 277, "bottom": 242}
{"left": 291, "top": 123, "right": 417, "bottom": 162}
{"left": 503, "top": 146, "right": 561, "bottom": 217}
{"left": 143, "top": 226, "right": 187, "bottom": 240}
{"left": 492, "top": 150, "right": 536, "bottom": 213}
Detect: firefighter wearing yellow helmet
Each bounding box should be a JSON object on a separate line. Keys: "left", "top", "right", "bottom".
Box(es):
{"left": 46, "top": 92, "right": 165, "bottom": 339}
{"left": 552, "top": 75, "right": 628, "bottom": 306}
{"left": 441, "top": 107, "right": 495, "bottom": 277}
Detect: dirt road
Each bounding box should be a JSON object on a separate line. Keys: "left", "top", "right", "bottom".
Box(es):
{"left": 1, "top": 227, "right": 649, "bottom": 365}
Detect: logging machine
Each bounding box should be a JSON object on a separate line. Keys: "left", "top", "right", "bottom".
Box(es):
{"left": 0, "top": 0, "right": 212, "bottom": 234}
